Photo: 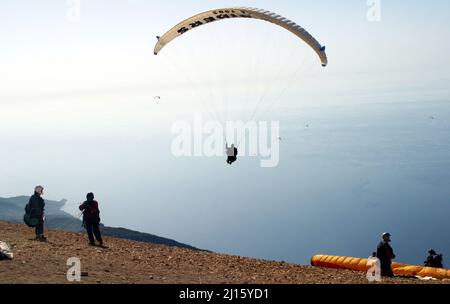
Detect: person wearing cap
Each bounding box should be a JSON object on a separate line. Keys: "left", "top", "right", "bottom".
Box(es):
{"left": 28, "top": 185, "right": 47, "bottom": 242}
{"left": 79, "top": 192, "right": 103, "bottom": 246}
{"left": 376, "top": 232, "right": 396, "bottom": 277}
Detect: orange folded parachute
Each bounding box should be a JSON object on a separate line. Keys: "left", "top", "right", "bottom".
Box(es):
{"left": 311, "top": 254, "right": 450, "bottom": 280}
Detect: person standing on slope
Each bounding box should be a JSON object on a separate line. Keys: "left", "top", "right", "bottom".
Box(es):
{"left": 27, "top": 185, "right": 47, "bottom": 242}
{"left": 79, "top": 192, "right": 103, "bottom": 247}
{"left": 376, "top": 232, "right": 396, "bottom": 277}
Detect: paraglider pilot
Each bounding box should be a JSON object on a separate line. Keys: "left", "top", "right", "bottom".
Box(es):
{"left": 79, "top": 192, "right": 103, "bottom": 247}
{"left": 424, "top": 249, "right": 444, "bottom": 268}
{"left": 28, "top": 185, "right": 47, "bottom": 242}
{"left": 376, "top": 232, "right": 396, "bottom": 277}
{"left": 226, "top": 143, "right": 238, "bottom": 165}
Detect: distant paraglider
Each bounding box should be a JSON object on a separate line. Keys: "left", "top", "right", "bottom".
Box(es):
{"left": 226, "top": 143, "right": 238, "bottom": 165}
{"left": 154, "top": 96, "right": 161, "bottom": 104}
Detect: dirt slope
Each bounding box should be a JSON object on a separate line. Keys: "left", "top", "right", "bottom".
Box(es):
{"left": 0, "top": 221, "right": 446, "bottom": 284}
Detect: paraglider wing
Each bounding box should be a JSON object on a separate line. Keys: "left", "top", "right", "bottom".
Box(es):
{"left": 311, "top": 254, "right": 450, "bottom": 280}
{"left": 154, "top": 7, "right": 328, "bottom": 67}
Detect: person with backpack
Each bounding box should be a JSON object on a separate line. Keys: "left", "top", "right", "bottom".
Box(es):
{"left": 79, "top": 192, "right": 103, "bottom": 246}
{"left": 25, "top": 186, "right": 47, "bottom": 242}
{"left": 424, "top": 249, "right": 444, "bottom": 268}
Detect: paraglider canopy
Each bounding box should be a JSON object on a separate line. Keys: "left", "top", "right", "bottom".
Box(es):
{"left": 154, "top": 7, "right": 328, "bottom": 67}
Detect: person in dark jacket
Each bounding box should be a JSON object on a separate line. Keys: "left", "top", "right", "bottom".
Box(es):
{"left": 424, "top": 249, "right": 444, "bottom": 268}
{"left": 376, "top": 232, "right": 396, "bottom": 277}
{"left": 28, "top": 185, "right": 47, "bottom": 242}
{"left": 79, "top": 192, "right": 103, "bottom": 246}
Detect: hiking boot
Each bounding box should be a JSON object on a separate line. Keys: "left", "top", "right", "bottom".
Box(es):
{"left": 36, "top": 235, "right": 47, "bottom": 242}
{"left": 89, "top": 242, "right": 96, "bottom": 246}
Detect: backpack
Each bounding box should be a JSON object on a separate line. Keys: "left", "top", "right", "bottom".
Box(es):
{"left": 0, "top": 241, "right": 13, "bottom": 260}
{"left": 434, "top": 254, "right": 444, "bottom": 268}
{"left": 82, "top": 201, "right": 101, "bottom": 224}
{"left": 23, "top": 203, "right": 39, "bottom": 228}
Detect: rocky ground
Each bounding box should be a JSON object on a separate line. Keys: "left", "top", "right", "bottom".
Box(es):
{"left": 0, "top": 221, "right": 447, "bottom": 284}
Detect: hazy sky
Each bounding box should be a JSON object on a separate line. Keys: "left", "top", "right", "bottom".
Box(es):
{"left": 1, "top": 1, "right": 450, "bottom": 265}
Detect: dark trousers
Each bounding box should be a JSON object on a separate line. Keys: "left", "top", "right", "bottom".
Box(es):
{"left": 380, "top": 261, "right": 394, "bottom": 277}
{"left": 227, "top": 156, "right": 237, "bottom": 164}
{"left": 35, "top": 219, "right": 44, "bottom": 236}
{"left": 85, "top": 220, "right": 103, "bottom": 244}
